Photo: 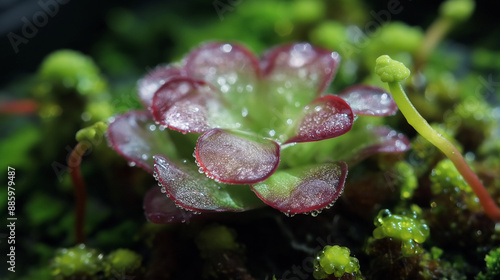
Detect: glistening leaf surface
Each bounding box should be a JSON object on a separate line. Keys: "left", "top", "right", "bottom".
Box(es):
{"left": 251, "top": 162, "right": 348, "bottom": 214}
{"left": 154, "top": 155, "right": 264, "bottom": 212}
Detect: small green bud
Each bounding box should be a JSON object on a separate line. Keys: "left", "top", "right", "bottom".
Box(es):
{"left": 105, "top": 249, "right": 142, "bottom": 275}
{"left": 76, "top": 122, "right": 108, "bottom": 143}
{"left": 372, "top": 208, "right": 430, "bottom": 256}
{"left": 313, "top": 245, "right": 361, "bottom": 279}
{"left": 440, "top": 0, "right": 475, "bottom": 22}
{"left": 375, "top": 55, "right": 411, "bottom": 83}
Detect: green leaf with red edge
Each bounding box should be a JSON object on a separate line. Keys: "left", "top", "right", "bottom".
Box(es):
{"left": 285, "top": 95, "right": 354, "bottom": 144}
{"left": 106, "top": 110, "right": 178, "bottom": 174}
{"left": 154, "top": 155, "right": 264, "bottom": 212}
{"left": 251, "top": 162, "right": 348, "bottom": 215}
{"left": 338, "top": 85, "right": 398, "bottom": 116}
{"left": 137, "top": 65, "right": 185, "bottom": 109}
{"left": 262, "top": 43, "right": 340, "bottom": 112}
{"left": 151, "top": 77, "right": 243, "bottom": 133}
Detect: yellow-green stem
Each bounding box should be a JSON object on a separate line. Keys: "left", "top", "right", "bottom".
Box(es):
{"left": 388, "top": 82, "right": 500, "bottom": 222}
{"left": 415, "top": 17, "right": 453, "bottom": 73}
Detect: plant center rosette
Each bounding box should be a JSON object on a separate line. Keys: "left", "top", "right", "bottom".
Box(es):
{"left": 106, "top": 42, "right": 410, "bottom": 222}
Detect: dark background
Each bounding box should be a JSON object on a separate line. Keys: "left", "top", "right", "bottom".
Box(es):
{"left": 1, "top": 0, "right": 499, "bottom": 88}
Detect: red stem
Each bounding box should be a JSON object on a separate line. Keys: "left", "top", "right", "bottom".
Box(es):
{"left": 0, "top": 99, "right": 38, "bottom": 115}
{"left": 68, "top": 142, "right": 90, "bottom": 244}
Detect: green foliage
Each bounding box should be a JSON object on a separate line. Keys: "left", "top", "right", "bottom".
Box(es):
{"left": 51, "top": 244, "right": 142, "bottom": 279}
{"left": 394, "top": 161, "right": 418, "bottom": 199}
{"left": 196, "top": 224, "right": 240, "bottom": 253}
{"left": 372, "top": 207, "right": 430, "bottom": 256}
{"left": 476, "top": 247, "right": 500, "bottom": 280}
{"left": 364, "top": 22, "right": 423, "bottom": 70}
{"left": 52, "top": 244, "right": 103, "bottom": 278}
{"left": 37, "top": 50, "right": 107, "bottom": 97}
{"left": 431, "top": 158, "right": 481, "bottom": 211}
{"left": 313, "top": 245, "right": 362, "bottom": 279}
{"left": 75, "top": 122, "right": 108, "bottom": 143}
{"left": 440, "top": 0, "right": 475, "bottom": 22}
{"left": 104, "top": 249, "right": 142, "bottom": 276}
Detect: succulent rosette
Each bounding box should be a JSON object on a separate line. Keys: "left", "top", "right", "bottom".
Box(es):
{"left": 106, "top": 42, "right": 409, "bottom": 222}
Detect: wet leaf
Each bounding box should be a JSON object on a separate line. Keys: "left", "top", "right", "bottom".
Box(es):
{"left": 154, "top": 155, "right": 264, "bottom": 212}
{"left": 196, "top": 129, "right": 281, "bottom": 184}
{"left": 252, "top": 162, "right": 347, "bottom": 214}
{"left": 338, "top": 85, "right": 397, "bottom": 116}
{"left": 106, "top": 111, "right": 177, "bottom": 173}
{"left": 286, "top": 95, "right": 354, "bottom": 144}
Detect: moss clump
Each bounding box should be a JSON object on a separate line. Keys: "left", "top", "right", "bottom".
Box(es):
{"left": 51, "top": 244, "right": 103, "bottom": 278}
{"left": 477, "top": 247, "right": 500, "bottom": 280}
{"left": 372, "top": 207, "right": 430, "bottom": 256}
{"left": 104, "top": 249, "right": 142, "bottom": 276}
{"left": 196, "top": 224, "right": 240, "bottom": 253}
{"left": 431, "top": 158, "right": 481, "bottom": 212}
{"left": 313, "top": 245, "right": 361, "bottom": 279}
{"left": 38, "top": 50, "right": 107, "bottom": 97}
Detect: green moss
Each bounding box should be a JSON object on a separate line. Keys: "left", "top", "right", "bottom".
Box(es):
{"left": 196, "top": 224, "right": 240, "bottom": 254}
{"left": 105, "top": 249, "right": 142, "bottom": 276}
{"left": 51, "top": 244, "right": 103, "bottom": 278}
{"left": 313, "top": 245, "right": 361, "bottom": 279}
{"left": 373, "top": 207, "right": 430, "bottom": 256}
{"left": 394, "top": 161, "right": 418, "bottom": 199}
{"left": 38, "top": 50, "right": 107, "bottom": 97}
{"left": 476, "top": 247, "right": 500, "bottom": 280}
{"left": 431, "top": 158, "right": 481, "bottom": 211}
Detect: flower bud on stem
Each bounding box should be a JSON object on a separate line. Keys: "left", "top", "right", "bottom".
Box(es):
{"left": 376, "top": 55, "right": 500, "bottom": 222}
{"left": 68, "top": 122, "right": 108, "bottom": 244}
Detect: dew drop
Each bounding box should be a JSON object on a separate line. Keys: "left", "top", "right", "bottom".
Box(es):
{"left": 222, "top": 43, "right": 232, "bottom": 53}
{"left": 198, "top": 167, "right": 204, "bottom": 174}
{"left": 149, "top": 124, "right": 157, "bottom": 131}
{"left": 128, "top": 161, "right": 136, "bottom": 167}
{"left": 141, "top": 154, "right": 148, "bottom": 160}
{"left": 241, "top": 107, "right": 249, "bottom": 118}
{"left": 160, "top": 187, "right": 166, "bottom": 193}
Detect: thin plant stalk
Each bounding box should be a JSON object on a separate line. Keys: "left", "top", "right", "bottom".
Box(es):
{"left": 68, "top": 142, "right": 90, "bottom": 244}
{"left": 0, "top": 99, "right": 38, "bottom": 115}
{"left": 388, "top": 81, "right": 500, "bottom": 222}
{"left": 414, "top": 17, "right": 452, "bottom": 73}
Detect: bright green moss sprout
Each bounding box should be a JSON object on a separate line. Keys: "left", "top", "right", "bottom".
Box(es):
{"left": 313, "top": 245, "right": 361, "bottom": 279}
{"left": 394, "top": 161, "right": 418, "bottom": 200}
{"left": 373, "top": 208, "right": 430, "bottom": 257}
{"left": 375, "top": 55, "right": 500, "bottom": 222}
{"left": 105, "top": 249, "right": 142, "bottom": 276}
{"left": 476, "top": 247, "right": 500, "bottom": 280}
{"left": 38, "top": 50, "right": 106, "bottom": 97}
{"left": 196, "top": 224, "right": 240, "bottom": 254}
{"left": 431, "top": 159, "right": 481, "bottom": 211}
{"left": 52, "top": 244, "right": 103, "bottom": 278}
